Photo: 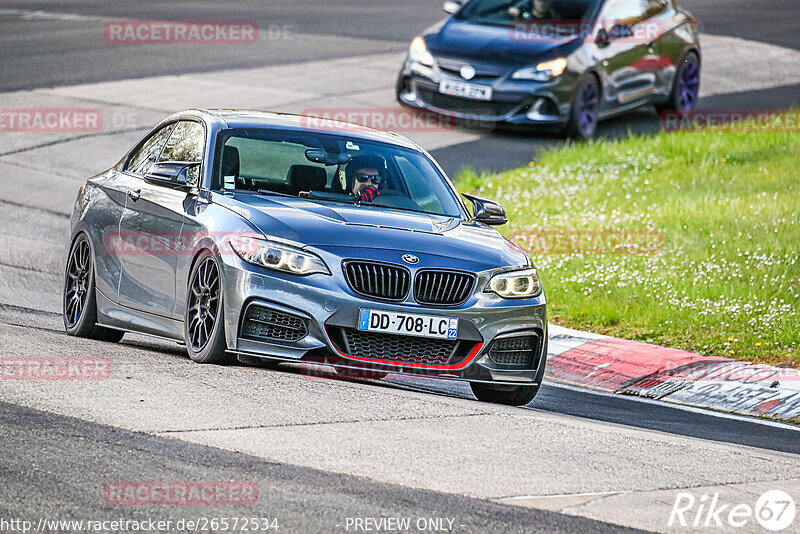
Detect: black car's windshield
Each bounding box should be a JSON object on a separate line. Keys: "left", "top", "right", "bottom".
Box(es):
{"left": 457, "top": 0, "right": 599, "bottom": 27}
{"left": 211, "top": 128, "right": 463, "bottom": 218}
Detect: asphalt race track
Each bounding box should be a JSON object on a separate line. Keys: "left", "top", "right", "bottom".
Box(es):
{"left": 1, "top": 1, "right": 799, "bottom": 533}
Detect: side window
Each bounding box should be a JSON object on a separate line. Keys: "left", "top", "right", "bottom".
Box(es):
{"left": 126, "top": 123, "right": 175, "bottom": 176}
{"left": 159, "top": 121, "right": 205, "bottom": 185}
{"left": 601, "top": 0, "right": 647, "bottom": 25}
{"left": 643, "top": 0, "right": 668, "bottom": 19}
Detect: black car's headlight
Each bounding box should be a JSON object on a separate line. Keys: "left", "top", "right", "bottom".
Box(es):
{"left": 485, "top": 268, "right": 542, "bottom": 298}
{"left": 230, "top": 236, "right": 330, "bottom": 276}
{"left": 409, "top": 36, "right": 435, "bottom": 67}
{"left": 512, "top": 58, "right": 567, "bottom": 82}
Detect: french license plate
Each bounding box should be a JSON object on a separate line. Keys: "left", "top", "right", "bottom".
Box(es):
{"left": 358, "top": 309, "right": 458, "bottom": 340}
{"left": 439, "top": 79, "right": 492, "bottom": 101}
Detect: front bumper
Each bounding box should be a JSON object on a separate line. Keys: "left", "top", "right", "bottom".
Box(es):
{"left": 219, "top": 249, "right": 547, "bottom": 386}
{"left": 396, "top": 57, "right": 577, "bottom": 127}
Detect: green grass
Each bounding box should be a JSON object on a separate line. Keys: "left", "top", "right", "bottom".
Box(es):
{"left": 457, "top": 128, "right": 800, "bottom": 366}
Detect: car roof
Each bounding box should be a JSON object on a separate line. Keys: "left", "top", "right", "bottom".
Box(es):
{"left": 176, "top": 109, "right": 422, "bottom": 151}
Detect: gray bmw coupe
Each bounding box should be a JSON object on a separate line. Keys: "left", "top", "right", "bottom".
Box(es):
{"left": 397, "top": 0, "right": 701, "bottom": 138}
{"left": 64, "top": 110, "right": 547, "bottom": 405}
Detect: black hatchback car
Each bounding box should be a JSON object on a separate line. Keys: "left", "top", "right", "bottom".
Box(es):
{"left": 396, "top": 0, "right": 700, "bottom": 138}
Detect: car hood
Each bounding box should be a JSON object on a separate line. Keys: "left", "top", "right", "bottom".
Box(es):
{"left": 424, "top": 19, "right": 581, "bottom": 69}
{"left": 215, "top": 193, "right": 528, "bottom": 271}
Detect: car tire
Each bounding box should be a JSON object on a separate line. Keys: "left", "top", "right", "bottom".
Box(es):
{"left": 184, "top": 251, "right": 234, "bottom": 364}
{"left": 656, "top": 51, "right": 700, "bottom": 113}
{"left": 470, "top": 382, "right": 540, "bottom": 406}
{"left": 564, "top": 74, "right": 600, "bottom": 140}
{"left": 470, "top": 338, "right": 548, "bottom": 406}
{"left": 63, "top": 234, "right": 125, "bottom": 343}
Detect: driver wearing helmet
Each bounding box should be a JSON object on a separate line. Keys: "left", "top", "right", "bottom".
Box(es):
{"left": 509, "top": 0, "right": 557, "bottom": 20}
{"left": 345, "top": 154, "right": 387, "bottom": 203}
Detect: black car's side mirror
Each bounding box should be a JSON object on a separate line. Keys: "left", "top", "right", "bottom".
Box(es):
{"left": 595, "top": 28, "right": 611, "bottom": 47}
{"left": 463, "top": 193, "right": 508, "bottom": 226}
{"left": 596, "top": 23, "right": 634, "bottom": 47}
{"left": 144, "top": 162, "right": 199, "bottom": 190}
{"left": 443, "top": 0, "right": 462, "bottom": 14}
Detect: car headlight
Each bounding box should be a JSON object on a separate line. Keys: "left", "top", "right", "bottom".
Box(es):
{"left": 485, "top": 268, "right": 542, "bottom": 299}
{"left": 409, "top": 36, "right": 435, "bottom": 67}
{"left": 230, "top": 236, "right": 330, "bottom": 276}
{"left": 512, "top": 58, "right": 568, "bottom": 81}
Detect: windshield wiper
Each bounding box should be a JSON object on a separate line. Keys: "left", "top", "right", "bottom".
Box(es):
{"left": 256, "top": 189, "right": 297, "bottom": 198}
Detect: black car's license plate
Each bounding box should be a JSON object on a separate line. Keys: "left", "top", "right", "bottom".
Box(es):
{"left": 439, "top": 80, "right": 493, "bottom": 100}
{"left": 358, "top": 309, "right": 458, "bottom": 340}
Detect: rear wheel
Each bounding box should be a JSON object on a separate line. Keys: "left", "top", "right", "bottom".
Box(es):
{"left": 564, "top": 75, "right": 600, "bottom": 140}
{"left": 63, "top": 234, "right": 124, "bottom": 342}
{"left": 185, "top": 251, "right": 233, "bottom": 364}
{"left": 656, "top": 52, "right": 700, "bottom": 112}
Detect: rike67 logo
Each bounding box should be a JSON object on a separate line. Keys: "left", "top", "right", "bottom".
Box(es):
{"left": 669, "top": 490, "right": 796, "bottom": 531}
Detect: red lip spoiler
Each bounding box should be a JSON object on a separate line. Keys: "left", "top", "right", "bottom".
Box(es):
{"left": 324, "top": 329, "right": 484, "bottom": 371}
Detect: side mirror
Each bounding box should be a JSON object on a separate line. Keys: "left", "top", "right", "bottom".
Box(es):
{"left": 144, "top": 162, "right": 199, "bottom": 190}
{"left": 462, "top": 193, "right": 507, "bottom": 226}
{"left": 443, "top": 0, "right": 462, "bottom": 15}
{"left": 595, "top": 28, "right": 610, "bottom": 47}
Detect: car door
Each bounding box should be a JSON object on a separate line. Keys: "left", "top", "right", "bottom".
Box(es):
{"left": 645, "top": 0, "right": 689, "bottom": 97}
{"left": 116, "top": 120, "right": 204, "bottom": 319}
{"left": 637, "top": 0, "right": 674, "bottom": 97}
{"left": 593, "top": 0, "right": 656, "bottom": 109}
{"left": 87, "top": 169, "right": 130, "bottom": 303}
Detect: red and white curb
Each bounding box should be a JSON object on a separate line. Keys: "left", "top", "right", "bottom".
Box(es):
{"left": 546, "top": 325, "right": 800, "bottom": 421}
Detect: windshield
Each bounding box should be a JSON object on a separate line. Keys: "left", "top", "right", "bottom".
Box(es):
{"left": 456, "top": 0, "right": 599, "bottom": 27}
{"left": 211, "top": 128, "right": 464, "bottom": 218}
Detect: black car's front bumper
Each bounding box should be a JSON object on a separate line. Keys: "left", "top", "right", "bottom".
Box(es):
{"left": 222, "top": 249, "right": 548, "bottom": 386}
{"left": 396, "top": 57, "right": 578, "bottom": 128}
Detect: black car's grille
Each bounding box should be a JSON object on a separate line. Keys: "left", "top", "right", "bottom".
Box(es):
{"left": 343, "top": 261, "right": 410, "bottom": 301}
{"left": 328, "top": 327, "right": 473, "bottom": 366}
{"left": 488, "top": 335, "right": 542, "bottom": 368}
{"left": 240, "top": 305, "right": 307, "bottom": 342}
{"left": 437, "top": 67, "right": 499, "bottom": 83}
{"left": 414, "top": 270, "right": 475, "bottom": 306}
{"left": 418, "top": 88, "right": 521, "bottom": 118}
{"left": 436, "top": 58, "right": 505, "bottom": 80}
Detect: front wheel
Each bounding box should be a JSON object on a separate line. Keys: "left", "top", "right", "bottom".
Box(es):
{"left": 63, "top": 234, "right": 124, "bottom": 342}
{"left": 470, "top": 382, "right": 540, "bottom": 406}
{"left": 656, "top": 52, "right": 700, "bottom": 113}
{"left": 470, "top": 339, "right": 547, "bottom": 406}
{"left": 564, "top": 75, "right": 600, "bottom": 140}
{"left": 185, "top": 251, "right": 233, "bottom": 364}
